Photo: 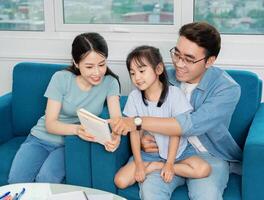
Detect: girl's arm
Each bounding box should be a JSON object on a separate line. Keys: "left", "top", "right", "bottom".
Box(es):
{"left": 45, "top": 99, "right": 95, "bottom": 141}
{"left": 161, "top": 136, "right": 179, "bottom": 183}
{"left": 131, "top": 130, "right": 146, "bottom": 182}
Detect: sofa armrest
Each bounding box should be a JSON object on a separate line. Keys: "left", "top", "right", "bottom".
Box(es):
{"left": 0, "top": 93, "right": 13, "bottom": 144}
{"left": 64, "top": 135, "right": 92, "bottom": 187}
{"left": 91, "top": 135, "right": 131, "bottom": 193}
{"left": 243, "top": 103, "right": 264, "bottom": 200}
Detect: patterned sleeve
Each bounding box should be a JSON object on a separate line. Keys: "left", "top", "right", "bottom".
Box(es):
{"left": 44, "top": 71, "right": 69, "bottom": 102}
{"left": 107, "top": 76, "right": 120, "bottom": 97}
{"left": 123, "top": 90, "right": 138, "bottom": 117}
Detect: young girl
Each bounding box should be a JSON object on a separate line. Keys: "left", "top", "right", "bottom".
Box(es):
{"left": 114, "top": 45, "right": 211, "bottom": 189}
{"left": 8, "top": 32, "right": 121, "bottom": 183}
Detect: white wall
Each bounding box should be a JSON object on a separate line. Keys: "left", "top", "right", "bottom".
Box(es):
{"left": 0, "top": 32, "right": 264, "bottom": 100}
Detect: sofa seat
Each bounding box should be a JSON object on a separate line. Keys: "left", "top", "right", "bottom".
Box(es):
{"left": 117, "top": 174, "right": 241, "bottom": 200}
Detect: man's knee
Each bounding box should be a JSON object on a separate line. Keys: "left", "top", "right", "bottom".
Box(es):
{"left": 189, "top": 185, "right": 223, "bottom": 200}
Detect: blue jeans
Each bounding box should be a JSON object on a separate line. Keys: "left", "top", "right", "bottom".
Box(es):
{"left": 139, "top": 152, "right": 229, "bottom": 200}
{"left": 8, "top": 134, "right": 65, "bottom": 183}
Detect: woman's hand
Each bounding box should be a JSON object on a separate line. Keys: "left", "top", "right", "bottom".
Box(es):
{"left": 135, "top": 161, "right": 146, "bottom": 183}
{"left": 160, "top": 162, "right": 174, "bottom": 183}
{"left": 104, "top": 133, "right": 121, "bottom": 152}
{"left": 141, "top": 134, "right": 159, "bottom": 153}
{"left": 76, "top": 125, "right": 96, "bottom": 142}
{"left": 108, "top": 117, "right": 136, "bottom": 135}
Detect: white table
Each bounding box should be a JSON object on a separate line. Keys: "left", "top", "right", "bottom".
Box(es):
{"left": 0, "top": 183, "right": 126, "bottom": 200}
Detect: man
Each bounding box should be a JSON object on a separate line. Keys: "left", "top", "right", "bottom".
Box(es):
{"left": 111, "top": 22, "right": 242, "bottom": 200}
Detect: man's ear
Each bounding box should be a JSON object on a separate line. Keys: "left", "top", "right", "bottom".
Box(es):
{"left": 205, "top": 56, "right": 216, "bottom": 69}
{"left": 156, "top": 63, "right": 164, "bottom": 75}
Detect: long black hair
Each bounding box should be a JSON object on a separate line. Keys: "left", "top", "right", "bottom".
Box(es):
{"left": 67, "top": 32, "right": 120, "bottom": 90}
{"left": 126, "top": 45, "right": 169, "bottom": 107}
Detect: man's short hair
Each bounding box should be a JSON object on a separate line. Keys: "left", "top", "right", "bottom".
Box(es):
{"left": 179, "top": 22, "right": 221, "bottom": 58}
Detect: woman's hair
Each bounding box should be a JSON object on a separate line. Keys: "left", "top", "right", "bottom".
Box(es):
{"left": 66, "top": 32, "right": 120, "bottom": 90}
{"left": 179, "top": 22, "right": 221, "bottom": 58}
{"left": 126, "top": 45, "right": 169, "bottom": 107}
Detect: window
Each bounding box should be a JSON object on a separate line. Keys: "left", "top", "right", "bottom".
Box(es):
{"left": 0, "top": 0, "right": 44, "bottom": 31}
{"left": 63, "top": 0, "right": 173, "bottom": 25}
{"left": 194, "top": 0, "right": 264, "bottom": 34}
{"left": 55, "top": 0, "right": 177, "bottom": 33}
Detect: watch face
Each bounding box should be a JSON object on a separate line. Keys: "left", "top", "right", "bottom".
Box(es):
{"left": 134, "top": 117, "right": 142, "bottom": 125}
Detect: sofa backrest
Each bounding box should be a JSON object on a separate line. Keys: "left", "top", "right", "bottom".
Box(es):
{"left": 227, "top": 70, "right": 262, "bottom": 148}
{"left": 12, "top": 62, "right": 67, "bottom": 136}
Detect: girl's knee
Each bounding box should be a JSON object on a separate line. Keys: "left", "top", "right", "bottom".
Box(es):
{"left": 195, "top": 162, "right": 211, "bottom": 178}
{"left": 114, "top": 174, "right": 128, "bottom": 189}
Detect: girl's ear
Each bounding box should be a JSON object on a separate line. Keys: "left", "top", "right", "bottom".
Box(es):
{"left": 155, "top": 63, "right": 164, "bottom": 75}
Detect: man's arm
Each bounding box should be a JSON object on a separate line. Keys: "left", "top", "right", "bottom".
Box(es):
{"left": 176, "top": 84, "right": 240, "bottom": 137}
{"left": 110, "top": 116, "right": 182, "bottom": 136}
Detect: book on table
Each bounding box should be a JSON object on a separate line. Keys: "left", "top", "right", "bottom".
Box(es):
{"left": 77, "top": 108, "right": 112, "bottom": 145}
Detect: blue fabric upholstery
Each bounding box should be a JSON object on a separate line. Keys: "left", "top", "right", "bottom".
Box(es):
{"left": 12, "top": 62, "right": 66, "bottom": 136}
{"left": 85, "top": 68, "right": 263, "bottom": 200}
{"left": 0, "top": 62, "right": 263, "bottom": 200}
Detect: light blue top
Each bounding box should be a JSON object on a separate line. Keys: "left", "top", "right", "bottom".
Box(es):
{"left": 167, "top": 66, "right": 242, "bottom": 162}
{"left": 31, "top": 70, "right": 120, "bottom": 145}
{"left": 123, "top": 86, "right": 192, "bottom": 160}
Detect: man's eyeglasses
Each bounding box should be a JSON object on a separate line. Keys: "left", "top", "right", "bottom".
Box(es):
{"left": 169, "top": 47, "right": 207, "bottom": 66}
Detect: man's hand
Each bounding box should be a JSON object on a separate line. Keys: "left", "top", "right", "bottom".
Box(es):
{"left": 141, "top": 134, "right": 159, "bottom": 153}
{"left": 108, "top": 117, "right": 136, "bottom": 135}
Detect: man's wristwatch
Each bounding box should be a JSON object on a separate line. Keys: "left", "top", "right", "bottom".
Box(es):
{"left": 134, "top": 116, "right": 142, "bottom": 131}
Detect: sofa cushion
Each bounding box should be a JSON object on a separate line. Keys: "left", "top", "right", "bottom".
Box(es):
{"left": 0, "top": 136, "right": 26, "bottom": 185}
{"left": 12, "top": 63, "right": 67, "bottom": 136}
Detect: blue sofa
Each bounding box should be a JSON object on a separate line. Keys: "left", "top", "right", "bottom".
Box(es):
{"left": 0, "top": 62, "right": 263, "bottom": 200}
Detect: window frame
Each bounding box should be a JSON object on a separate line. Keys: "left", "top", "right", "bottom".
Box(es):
{"left": 54, "top": 0, "right": 183, "bottom": 34}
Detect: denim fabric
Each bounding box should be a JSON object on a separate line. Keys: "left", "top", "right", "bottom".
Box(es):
{"left": 139, "top": 152, "right": 229, "bottom": 200}
{"left": 187, "top": 152, "right": 229, "bottom": 200}
{"left": 8, "top": 134, "right": 65, "bottom": 183}
{"left": 167, "top": 67, "right": 242, "bottom": 162}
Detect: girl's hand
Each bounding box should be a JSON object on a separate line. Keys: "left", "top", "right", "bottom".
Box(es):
{"left": 104, "top": 133, "right": 121, "bottom": 152}
{"left": 135, "top": 162, "right": 146, "bottom": 183}
{"left": 160, "top": 162, "right": 174, "bottom": 183}
{"left": 76, "top": 125, "right": 96, "bottom": 142}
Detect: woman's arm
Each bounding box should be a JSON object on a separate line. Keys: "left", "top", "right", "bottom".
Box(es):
{"left": 107, "top": 96, "right": 122, "bottom": 119}
{"left": 45, "top": 99, "right": 78, "bottom": 135}
{"left": 104, "top": 95, "right": 122, "bottom": 151}
{"left": 45, "top": 99, "right": 96, "bottom": 141}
